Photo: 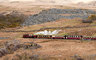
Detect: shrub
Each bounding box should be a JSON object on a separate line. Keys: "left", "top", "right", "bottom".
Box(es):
{"left": 0, "top": 11, "right": 26, "bottom": 29}
{"left": 82, "top": 14, "right": 96, "bottom": 23}
{"left": 82, "top": 20, "right": 93, "bottom": 23}
{"left": 88, "top": 14, "right": 96, "bottom": 20}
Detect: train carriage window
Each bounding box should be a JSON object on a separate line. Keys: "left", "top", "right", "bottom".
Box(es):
{"left": 29, "top": 34, "right": 32, "bottom": 36}
{"left": 45, "top": 35, "right": 47, "bottom": 37}
{"left": 40, "top": 35, "right": 42, "bottom": 37}
{"left": 74, "top": 36, "right": 76, "bottom": 37}
{"left": 41, "top": 35, "right": 42, "bottom": 37}
{"left": 44, "top": 35, "right": 46, "bottom": 37}
{"left": 50, "top": 35, "right": 51, "bottom": 37}
{"left": 49, "top": 35, "right": 50, "bottom": 37}
{"left": 37, "top": 35, "right": 39, "bottom": 37}
{"left": 37, "top": 35, "right": 38, "bottom": 37}
{"left": 40, "top": 35, "right": 41, "bottom": 37}
{"left": 39, "top": 35, "right": 41, "bottom": 37}
{"left": 48, "top": 35, "right": 49, "bottom": 37}
{"left": 42, "top": 35, "right": 44, "bottom": 37}
{"left": 69, "top": 36, "right": 71, "bottom": 37}
{"left": 39, "top": 35, "right": 40, "bottom": 37}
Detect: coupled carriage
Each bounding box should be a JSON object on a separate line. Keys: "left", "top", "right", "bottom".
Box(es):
{"left": 23, "top": 34, "right": 96, "bottom": 40}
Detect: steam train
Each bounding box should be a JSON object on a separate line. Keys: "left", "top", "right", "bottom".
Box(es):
{"left": 23, "top": 34, "right": 96, "bottom": 40}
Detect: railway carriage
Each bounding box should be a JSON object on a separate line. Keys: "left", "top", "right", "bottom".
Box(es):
{"left": 91, "top": 37, "right": 96, "bottom": 40}
{"left": 36, "top": 35, "right": 52, "bottom": 39}
{"left": 23, "top": 34, "right": 96, "bottom": 40}
{"left": 23, "top": 34, "right": 37, "bottom": 38}
{"left": 52, "top": 36, "right": 65, "bottom": 39}
{"left": 64, "top": 35, "right": 83, "bottom": 40}
{"left": 23, "top": 34, "right": 52, "bottom": 39}
{"left": 83, "top": 36, "right": 96, "bottom": 40}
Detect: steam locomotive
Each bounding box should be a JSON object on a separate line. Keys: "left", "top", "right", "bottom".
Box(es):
{"left": 23, "top": 34, "right": 96, "bottom": 40}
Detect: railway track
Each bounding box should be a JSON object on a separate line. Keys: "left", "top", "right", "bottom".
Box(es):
{"left": 0, "top": 25, "right": 96, "bottom": 32}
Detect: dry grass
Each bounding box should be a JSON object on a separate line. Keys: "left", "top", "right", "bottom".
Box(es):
{"left": 1, "top": 38, "right": 96, "bottom": 60}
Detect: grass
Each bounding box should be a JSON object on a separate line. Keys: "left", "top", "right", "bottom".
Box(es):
{"left": 3, "top": 52, "right": 59, "bottom": 60}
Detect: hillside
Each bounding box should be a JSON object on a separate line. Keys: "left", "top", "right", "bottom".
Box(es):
{"left": 0, "top": 18, "right": 96, "bottom": 60}
{"left": 0, "top": 8, "right": 95, "bottom": 36}
{"left": 0, "top": 3, "right": 96, "bottom": 60}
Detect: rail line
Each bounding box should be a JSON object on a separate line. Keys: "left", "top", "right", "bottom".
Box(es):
{"left": 0, "top": 25, "right": 96, "bottom": 32}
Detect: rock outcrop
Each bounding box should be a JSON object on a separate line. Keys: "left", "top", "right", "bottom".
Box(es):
{"left": 22, "top": 8, "right": 96, "bottom": 26}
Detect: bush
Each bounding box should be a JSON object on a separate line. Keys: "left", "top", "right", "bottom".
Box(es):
{"left": 88, "top": 14, "right": 96, "bottom": 20}
{"left": 82, "top": 20, "right": 93, "bottom": 23}
{"left": 0, "top": 11, "right": 26, "bottom": 29}
{"left": 82, "top": 14, "right": 96, "bottom": 23}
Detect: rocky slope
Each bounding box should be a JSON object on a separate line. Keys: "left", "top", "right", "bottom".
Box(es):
{"left": 22, "top": 8, "right": 96, "bottom": 26}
